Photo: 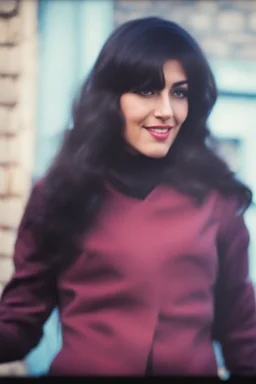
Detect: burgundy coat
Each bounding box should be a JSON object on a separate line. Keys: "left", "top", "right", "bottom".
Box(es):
{"left": 0, "top": 181, "right": 256, "bottom": 375}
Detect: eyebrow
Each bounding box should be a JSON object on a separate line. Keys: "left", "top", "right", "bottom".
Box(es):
{"left": 173, "top": 80, "right": 188, "bottom": 87}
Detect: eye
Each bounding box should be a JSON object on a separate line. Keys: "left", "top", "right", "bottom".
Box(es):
{"left": 173, "top": 88, "right": 188, "bottom": 99}
{"left": 136, "top": 89, "right": 155, "bottom": 96}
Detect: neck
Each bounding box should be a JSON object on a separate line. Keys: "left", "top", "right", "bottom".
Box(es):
{"left": 107, "top": 149, "right": 171, "bottom": 199}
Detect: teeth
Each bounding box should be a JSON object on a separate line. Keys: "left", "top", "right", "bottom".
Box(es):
{"left": 149, "top": 128, "right": 168, "bottom": 133}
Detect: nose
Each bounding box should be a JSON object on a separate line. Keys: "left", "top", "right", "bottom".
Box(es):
{"left": 153, "top": 94, "right": 174, "bottom": 121}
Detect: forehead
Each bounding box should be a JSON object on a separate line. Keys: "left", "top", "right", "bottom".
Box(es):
{"left": 162, "top": 60, "right": 187, "bottom": 85}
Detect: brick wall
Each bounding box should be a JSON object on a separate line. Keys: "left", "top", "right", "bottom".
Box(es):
{"left": 0, "top": 0, "right": 38, "bottom": 376}
{"left": 114, "top": 0, "right": 256, "bottom": 61}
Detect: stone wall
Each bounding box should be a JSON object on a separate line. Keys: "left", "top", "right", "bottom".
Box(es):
{"left": 0, "top": 0, "right": 38, "bottom": 376}
{"left": 114, "top": 0, "right": 256, "bottom": 61}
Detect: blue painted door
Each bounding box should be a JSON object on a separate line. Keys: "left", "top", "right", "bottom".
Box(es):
{"left": 25, "top": 0, "right": 85, "bottom": 375}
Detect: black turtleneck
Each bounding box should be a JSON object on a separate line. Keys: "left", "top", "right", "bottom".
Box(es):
{"left": 107, "top": 150, "right": 172, "bottom": 200}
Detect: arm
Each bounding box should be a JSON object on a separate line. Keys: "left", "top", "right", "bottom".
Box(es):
{"left": 0, "top": 181, "right": 57, "bottom": 363}
{"left": 213, "top": 197, "right": 256, "bottom": 375}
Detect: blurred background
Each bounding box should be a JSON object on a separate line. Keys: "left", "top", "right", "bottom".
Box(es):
{"left": 0, "top": 0, "right": 255, "bottom": 378}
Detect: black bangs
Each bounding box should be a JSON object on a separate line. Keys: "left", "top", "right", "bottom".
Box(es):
{"left": 94, "top": 40, "right": 169, "bottom": 94}
{"left": 113, "top": 55, "right": 166, "bottom": 95}
{"left": 92, "top": 18, "right": 194, "bottom": 95}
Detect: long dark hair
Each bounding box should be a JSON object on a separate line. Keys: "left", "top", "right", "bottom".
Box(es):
{"left": 30, "top": 17, "right": 252, "bottom": 270}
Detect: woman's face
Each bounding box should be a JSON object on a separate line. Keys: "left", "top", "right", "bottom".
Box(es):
{"left": 120, "top": 60, "right": 189, "bottom": 158}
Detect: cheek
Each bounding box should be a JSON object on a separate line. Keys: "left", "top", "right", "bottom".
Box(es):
{"left": 120, "top": 96, "right": 151, "bottom": 125}
{"left": 122, "top": 108, "right": 149, "bottom": 132}
{"left": 177, "top": 102, "right": 189, "bottom": 123}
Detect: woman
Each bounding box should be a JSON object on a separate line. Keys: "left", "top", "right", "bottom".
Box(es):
{"left": 0, "top": 16, "right": 255, "bottom": 376}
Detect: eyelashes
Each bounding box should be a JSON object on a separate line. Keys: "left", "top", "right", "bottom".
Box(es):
{"left": 173, "top": 88, "right": 188, "bottom": 98}
{"left": 133, "top": 87, "right": 188, "bottom": 99}
{"left": 137, "top": 89, "right": 154, "bottom": 96}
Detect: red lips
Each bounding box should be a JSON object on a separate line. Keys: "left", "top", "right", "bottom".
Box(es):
{"left": 144, "top": 125, "right": 173, "bottom": 141}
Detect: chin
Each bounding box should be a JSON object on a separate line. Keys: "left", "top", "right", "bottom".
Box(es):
{"left": 142, "top": 149, "right": 170, "bottom": 159}
{"left": 144, "top": 144, "right": 171, "bottom": 158}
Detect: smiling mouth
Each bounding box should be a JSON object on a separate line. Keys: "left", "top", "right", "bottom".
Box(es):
{"left": 146, "top": 127, "right": 170, "bottom": 133}
{"left": 143, "top": 126, "right": 173, "bottom": 133}
{"left": 143, "top": 126, "right": 173, "bottom": 140}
